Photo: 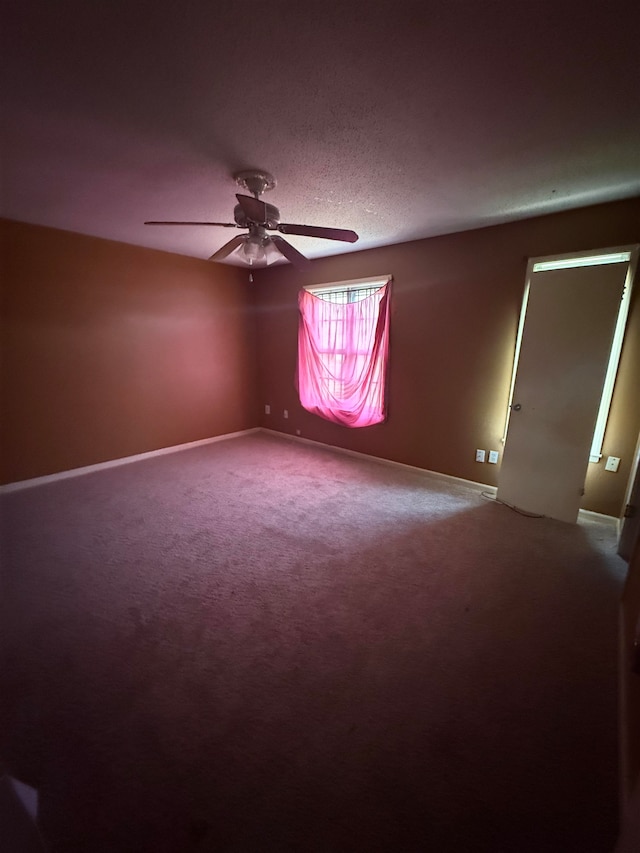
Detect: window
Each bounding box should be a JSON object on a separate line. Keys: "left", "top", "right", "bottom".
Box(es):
{"left": 297, "top": 277, "right": 391, "bottom": 428}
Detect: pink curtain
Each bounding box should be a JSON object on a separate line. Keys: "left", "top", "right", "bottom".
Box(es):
{"left": 297, "top": 284, "right": 390, "bottom": 427}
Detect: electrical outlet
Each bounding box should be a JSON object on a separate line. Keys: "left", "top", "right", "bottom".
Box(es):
{"left": 475, "top": 449, "right": 486, "bottom": 463}
{"left": 605, "top": 456, "right": 620, "bottom": 472}
{"left": 488, "top": 450, "right": 499, "bottom": 464}
{"left": 296, "top": 429, "right": 301, "bottom": 436}
{"left": 265, "top": 404, "right": 270, "bottom": 415}
{"left": 284, "top": 409, "right": 289, "bottom": 419}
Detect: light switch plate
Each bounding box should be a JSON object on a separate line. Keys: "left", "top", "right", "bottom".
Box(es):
{"left": 488, "top": 450, "right": 499, "bottom": 464}
{"left": 475, "top": 449, "right": 486, "bottom": 463}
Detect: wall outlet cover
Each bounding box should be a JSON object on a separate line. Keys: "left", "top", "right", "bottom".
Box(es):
{"left": 265, "top": 404, "right": 271, "bottom": 415}
{"left": 283, "top": 410, "right": 289, "bottom": 419}
{"left": 488, "top": 450, "right": 499, "bottom": 464}
{"left": 605, "top": 456, "right": 620, "bottom": 472}
{"left": 475, "top": 449, "right": 486, "bottom": 463}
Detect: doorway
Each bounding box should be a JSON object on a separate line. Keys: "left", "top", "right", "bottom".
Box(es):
{"left": 498, "top": 247, "right": 638, "bottom": 524}
{"left": 619, "top": 431, "right": 640, "bottom": 560}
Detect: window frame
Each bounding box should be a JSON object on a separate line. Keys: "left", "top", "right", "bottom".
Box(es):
{"left": 298, "top": 275, "right": 392, "bottom": 425}
{"left": 304, "top": 275, "right": 392, "bottom": 301}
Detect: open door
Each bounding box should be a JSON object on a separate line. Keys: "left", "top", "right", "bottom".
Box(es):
{"left": 498, "top": 254, "right": 631, "bottom": 523}
{"left": 619, "top": 432, "right": 640, "bottom": 561}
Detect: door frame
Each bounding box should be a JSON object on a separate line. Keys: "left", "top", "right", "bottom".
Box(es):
{"left": 502, "top": 245, "right": 639, "bottom": 461}
{"left": 619, "top": 431, "right": 640, "bottom": 560}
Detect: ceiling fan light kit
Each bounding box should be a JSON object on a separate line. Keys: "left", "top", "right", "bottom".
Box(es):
{"left": 144, "top": 169, "right": 359, "bottom": 274}
{"left": 242, "top": 228, "right": 268, "bottom": 264}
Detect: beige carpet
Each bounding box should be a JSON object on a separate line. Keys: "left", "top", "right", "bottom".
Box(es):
{"left": 0, "top": 432, "right": 627, "bottom": 851}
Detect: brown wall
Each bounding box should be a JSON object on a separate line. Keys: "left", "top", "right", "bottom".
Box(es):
{"left": 3, "top": 199, "right": 639, "bottom": 512}
{"left": 253, "top": 197, "right": 640, "bottom": 517}
{"left": 0, "top": 219, "right": 258, "bottom": 484}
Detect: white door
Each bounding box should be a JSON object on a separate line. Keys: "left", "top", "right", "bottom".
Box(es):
{"left": 498, "top": 262, "right": 627, "bottom": 523}
{"left": 619, "top": 432, "right": 640, "bottom": 561}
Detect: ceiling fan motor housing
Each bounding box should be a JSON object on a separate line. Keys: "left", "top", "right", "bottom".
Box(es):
{"left": 233, "top": 202, "right": 280, "bottom": 230}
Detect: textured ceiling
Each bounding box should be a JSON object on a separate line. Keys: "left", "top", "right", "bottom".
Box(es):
{"left": 3, "top": 0, "right": 640, "bottom": 266}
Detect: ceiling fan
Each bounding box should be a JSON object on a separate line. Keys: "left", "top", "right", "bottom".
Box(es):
{"left": 145, "top": 170, "right": 359, "bottom": 271}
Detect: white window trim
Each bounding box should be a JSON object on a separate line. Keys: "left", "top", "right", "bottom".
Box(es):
{"left": 304, "top": 275, "right": 392, "bottom": 297}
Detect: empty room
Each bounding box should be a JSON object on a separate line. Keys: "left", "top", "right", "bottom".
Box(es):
{"left": 2, "top": 2, "right": 640, "bottom": 852}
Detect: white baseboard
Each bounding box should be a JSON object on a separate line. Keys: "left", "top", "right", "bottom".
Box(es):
{"left": 260, "top": 428, "right": 617, "bottom": 524}
{"left": 2, "top": 426, "right": 619, "bottom": 528}
{"left": 0, "top": 428, "right": 260, "bottom": 494}
{"left": 577, "top": 507, "right": 618, "bottom": 527}
{"left": 259, "top": 428, "right": 496, "bottom": 496}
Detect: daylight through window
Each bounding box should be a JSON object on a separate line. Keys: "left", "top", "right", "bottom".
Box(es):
{"left": 297, "top": 277, "right": 391, "bottom": 428}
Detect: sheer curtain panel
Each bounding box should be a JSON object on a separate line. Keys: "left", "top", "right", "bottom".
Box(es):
{"left": 297, "top": 283, "right": 390, "bottom": 427}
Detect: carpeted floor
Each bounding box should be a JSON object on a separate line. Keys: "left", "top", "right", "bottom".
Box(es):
{"left": 0, "top": 432, "right": 627, "bottom": 852}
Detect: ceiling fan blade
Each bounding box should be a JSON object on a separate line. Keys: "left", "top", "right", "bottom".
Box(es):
{"left": 277, "top": 223, "right": 358, "bottom": 243}
{"left": 209, "top": 234, "right": 246, "bottom": 262}
{"left": 235, "top": 194, "right": 269, "bottom": 224}
{"left": 271, "top": 235, "right": 311, "bottom": 269}
{"left": 144, "top": 221, "right": 238, "bottom": 227}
